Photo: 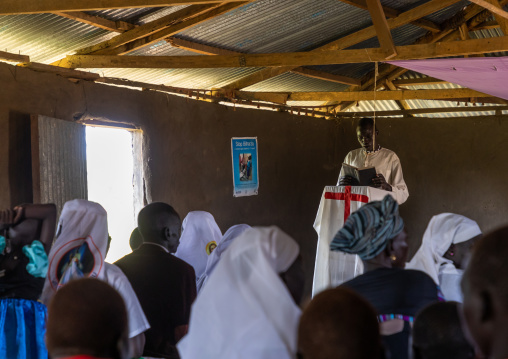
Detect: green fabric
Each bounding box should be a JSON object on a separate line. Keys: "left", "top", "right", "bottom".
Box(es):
{"left": 0, "top": 235, "right": 5, "bottom": 253}
{"left": 22, "top": 240, "right": 49, "bottom": 278}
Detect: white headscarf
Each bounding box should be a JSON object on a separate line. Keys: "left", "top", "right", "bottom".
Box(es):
{"left": 407, "top": 213, "right": 482, "bottom": 284}
{"left": 196, "top": 224, "right": 251, "bottom": 292}
{"left": 175, "top": 211, "right": 222, "bottom": 281}
{"left": 41, "top": 199, "right": 108, "bottom": 304}
{"left": 177, "top": 226, "right": 301, "bottom": 359}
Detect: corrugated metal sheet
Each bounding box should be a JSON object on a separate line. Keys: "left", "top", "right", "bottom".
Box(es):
{"left": 245, "top": 72, "right": 349, "bottom": 92}
{"left": 178, "top": 0, "right": 373, "bottom": 54}
{"left": 0, "top": 14, "right": 115, "bottom": 63}
{"left": 35, "top": 115, "right": 88, "bottom": 215}
{"left": 0, "top": 0, "right": 506, "bottom": 118}
{"left": 87, "top": 8, "right": 161, "bottom": 22}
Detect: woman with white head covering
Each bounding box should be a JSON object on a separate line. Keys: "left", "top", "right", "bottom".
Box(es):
{"left": 196, "top": 224, "right": 251, "bottom": 292}
{"left": 41, "top": 199, "right": 150, "bottom": 357}
{"left": 175, "top": 211, "right": 222, "bottom": 282}
{"left": 407, "top": 213, "right": 482, "bottom": 302}
{"left": 177, "top": 226, "right": 304, "bottom": 359}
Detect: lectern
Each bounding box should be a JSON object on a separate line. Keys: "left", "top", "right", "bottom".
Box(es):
{"left": 312, "top": 186, "right": 396, "bottom": 296}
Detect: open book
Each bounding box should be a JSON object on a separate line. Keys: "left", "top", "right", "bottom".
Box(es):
{"left": 341, "top": 163, "right": 377, "bottom": 186}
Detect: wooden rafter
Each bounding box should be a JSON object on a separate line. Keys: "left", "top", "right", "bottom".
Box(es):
{"left": 287, "top": 88, "right": 492, "bottom": 102}
{"left": 167, "top": 37, "right": 240, "bottom": 55}
{"left": 0, "top": 50, "right": 29, "bottom": 63}
{"left": 221, "top": 0, "right": 460, "bottom": 90}
{"left": 56, "top": 36, "right": 508, "bottom": 69}
{"left": 168, "top": 37, "right": 361, "bottom": 86}
{"left": 336, "top": 0, "right": 441, "bottom": 32}
{"left": 0, "top": 0, "right": 247, "bottom": 15}
{"left": 391, "top": 77, "right": 448, "bottom": 86}
{"left": 385, "top": 79, "right": 413, "bottom": 114}
{"left": 51, "top": 2, "right": 248, "bottom": 67}
{"left": 333, "top": 0, "right": 508, "bottom": 112}
{"left": 468, "top": 0, "right": 508, "bottom": 21}
{"left": 17, "top": 62, "right": 100, "bottom": 80}
{"left": 337, "top": 105, "right": 508, "bottom": 116}
{"left": 365, "top": 0, "right": 397, "bottom": 58}
{"left": 481, "top": 0, "right": 508, "bottom": 35}
{"left": 291, "top": 67, "right": 361, "bottom": 86}
{"left": 74, "top": 4, "right": 221, "bottom": 55}
{"left": 54, "top": 12, "right": 136, "bottom": 33}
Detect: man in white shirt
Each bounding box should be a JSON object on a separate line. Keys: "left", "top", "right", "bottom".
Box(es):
{"left": 338, "top": 118, "right": 409, "bottom": 204}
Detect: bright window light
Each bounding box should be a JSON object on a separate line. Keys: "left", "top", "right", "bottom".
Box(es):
{"left": 86, "top": 126, "right": 139, "bottom": 263}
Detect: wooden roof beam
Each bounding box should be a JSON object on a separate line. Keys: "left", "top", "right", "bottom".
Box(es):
{"left": 385, "top": 79, "right": 413, "bottom": 115}
{"left": 54, "top": 11, "right": 136, "bottom": 33}
{"left": 56, "top": 36, "right": 508, "bottom": 69}
{"left": 480, "top": 0, "right": 508, "bottom": 35}
{"left": 366, "top": 0, "right": 397, "bottom": 58}
{"left": 391, "top": 77, "right": 448, "bottom": 86}
{"left": 338, "top": 105, "right": 508, "bottom": 116}
{"left": 468, "top": 0, "right": 508, "bottom": 22}
{"left": 333, "top": 0, "right": 508, "bottom": 112}
{"left": 73, "top": 4, "right": 221, "bottom": 55}
{"left": 221, "top": 0, "right": 460, "bottom": 90}
{"left": 167, "top": 37, "right": 361, "bottom": 86}
{"left": 287, "top": 88, "right": 492, "bottom": 102}
{"left": 337, "top": 0, "right": 441, "bottom": 32}
{"left": 0, "top": 50, "right": 29, "bottom": 63}
{"left": 0, "top": 0, "right": 247, "bottom": 15}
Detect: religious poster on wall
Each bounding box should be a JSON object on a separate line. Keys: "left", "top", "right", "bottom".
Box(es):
{"left": 231, "top": 137, "right": 259, "bottom": 197}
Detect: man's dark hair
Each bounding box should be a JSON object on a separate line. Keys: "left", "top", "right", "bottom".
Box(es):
{"left": 464, "top": 226, "right": 508, "bottom": 303}
{"left": 298, "top": 287, "right": 383, "bottom": 359}
{"left": 129, "top": 227, "right": 143, "bottom": 251}
{"left": 357, "top": 117, "right": 379, "bottom": 131}
{"left": 46, "top": 278, "right": 128, "bottom": 359}
{"left": 413, "top": 302, "right": 475, "bottom": 359}
{"left": 137, "top": 202, "right": 180, "bottom": 244}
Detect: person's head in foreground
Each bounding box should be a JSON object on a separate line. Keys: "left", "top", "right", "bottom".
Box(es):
{"left": 129, "top": 227, "right": 143, "bottom": 251}
{"left": 357, "top": 117, "right": 379, "bottom": 152}
{"left": 138, "top": 202, "right": 181, "bottom": 253}
{"left": 46, "top": 278, "right": 129, "bottom": 359}
{"left": 461, "top": 226, "right": 508, "bottom": 359}
{"left": 409, "top": 213, "right": 482, "bottom": 281}
{"left": 331, "top": 195, "right": 408, "bottom": 270}
{"left": 413, "top": 301, "right": 475, "bottom": 359}
{"left": 298, "top": 287, "right": 384, "bottom": 359}
{"left": 177, "top": 226, "right": 304, "bottom": 359}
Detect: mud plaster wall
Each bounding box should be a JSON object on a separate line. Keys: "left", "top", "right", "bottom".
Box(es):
{"left": 0, "top": 63, "right": 344, "bottom": 296}
{"left": 2, "top": 62, "right": 508, "bottom": 296}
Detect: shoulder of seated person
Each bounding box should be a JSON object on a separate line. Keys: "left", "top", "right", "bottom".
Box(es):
{"left": 399, "top": 269, "right": 436, "bottom": 284}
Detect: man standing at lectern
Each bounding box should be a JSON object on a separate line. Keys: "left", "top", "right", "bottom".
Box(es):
{"left": 338, "top": 117, "right": 409, "bottom": 204}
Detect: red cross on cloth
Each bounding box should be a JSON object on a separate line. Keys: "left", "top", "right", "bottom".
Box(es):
{"left": 324, "top": 186, "right": 369, "bottom": 222}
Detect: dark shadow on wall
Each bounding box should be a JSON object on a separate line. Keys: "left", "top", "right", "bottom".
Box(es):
{"left": 9, "top": 111, "right": 33, "bottom": 206}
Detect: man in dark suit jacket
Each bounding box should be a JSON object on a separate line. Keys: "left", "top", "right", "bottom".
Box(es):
{"left": 115, "top": 202, "right": 196, "bottom": 359}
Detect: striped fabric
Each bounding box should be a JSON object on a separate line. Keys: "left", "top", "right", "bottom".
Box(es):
{"left": 330, "top": 195, "right": 404, "bottom": 260}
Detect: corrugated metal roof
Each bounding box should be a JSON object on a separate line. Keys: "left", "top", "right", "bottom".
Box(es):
{"left": 0, "top": 14, "right": 115, "bottom": 63}
{"left": 0, "top": 0, "right": 506, "bottom": 118}
{"left": 245, "top": 72, "right": 350, "bottom": 92}
{"left": 178, "top": 0, "right": 373, "bottom": 54}
{"left": 87, "top": 8, "right": 161, "bottom": 22}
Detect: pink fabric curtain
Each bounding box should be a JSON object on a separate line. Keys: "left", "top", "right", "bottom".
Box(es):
{"left": 388, "top": 57, "right": 508, "bottom": 100}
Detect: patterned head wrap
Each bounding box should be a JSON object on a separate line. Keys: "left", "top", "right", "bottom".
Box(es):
{"left": 330, "top": 195, "right": 404, "bottom": 260}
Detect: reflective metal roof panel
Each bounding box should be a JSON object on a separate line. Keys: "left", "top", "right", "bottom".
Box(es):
{"left": 0, "top": 14, "right": 115, "bottom": 63}
{"left": 178, "top": 0, "right": 372, "bottom": 54}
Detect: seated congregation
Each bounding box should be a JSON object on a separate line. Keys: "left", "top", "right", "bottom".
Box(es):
{"left": 0, "top": 194, "right": 506, "bottom": 359}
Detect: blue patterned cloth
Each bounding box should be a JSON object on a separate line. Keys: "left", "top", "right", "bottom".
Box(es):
{"left": 331, "top": 195, "right": 404, "bottom": 260}
{"left": 0, "top": 235, "right": 5, "bottom": 253}
{"left": 22, "top": 241, "right": 48, "bottom": 278}
{"left": 0, "top": 298, "right": 48, "bottom": 359}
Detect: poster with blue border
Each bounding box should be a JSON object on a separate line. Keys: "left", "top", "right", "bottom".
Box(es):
{"left": 231, "top": 137, "right": 259, "bottom": 197}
